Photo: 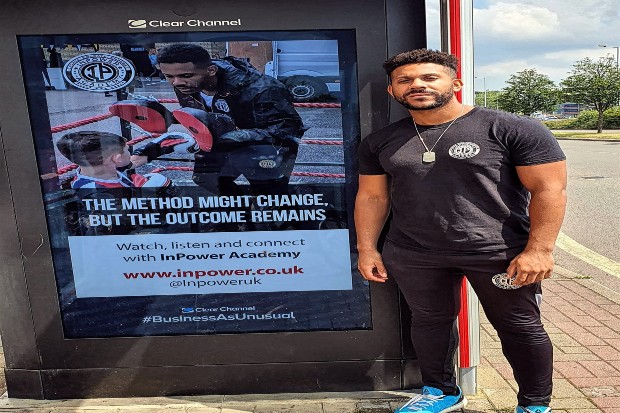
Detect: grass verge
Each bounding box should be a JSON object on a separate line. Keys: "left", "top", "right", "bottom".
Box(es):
{"left": 552, "top": 132, "right": 620, "bottom": 140}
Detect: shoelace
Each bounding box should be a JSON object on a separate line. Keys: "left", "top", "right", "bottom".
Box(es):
{"left": 525, "top": 408, "right": 550, "bottom": 413}
{"left": 400, "top": 393, "right": 444, "bottom": 410}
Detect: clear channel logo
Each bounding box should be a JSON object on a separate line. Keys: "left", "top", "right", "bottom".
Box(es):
{"left": 128, "top": 19, "right": 147, "bottom": 28}
{"left": 127, "top": 19, "right": 242, "bottom": 29}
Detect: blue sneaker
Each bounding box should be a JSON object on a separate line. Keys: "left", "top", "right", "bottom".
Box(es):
{"left": 515, "top": 406, "right": 551, "bottom": 413}
{"left": 395, "top": 386, "right": 466, "bottom": 413}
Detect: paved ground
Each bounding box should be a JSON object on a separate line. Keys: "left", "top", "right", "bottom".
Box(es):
{"left": 1, "top": 266, "right": 619, "bottom": 412}
{"left": 2, "top": 106, "right": 619, "bottom": 410}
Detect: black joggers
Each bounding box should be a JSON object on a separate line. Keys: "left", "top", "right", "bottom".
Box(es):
{"left": 383, "top": 240, "right": 553, "bottom": 407}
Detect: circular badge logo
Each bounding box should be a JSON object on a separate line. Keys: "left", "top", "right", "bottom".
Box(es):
{"left": 448, "top": 142, "right": 480, "bottom": 159}
{"left": 63, "top": 53, "right": 135, "bottom": 92}
{"left": 492, "top": 273, "right": 522, "bottom": 290}
{"left": 214, "top": 99, "right": 230, "bottom": 112}
{"left": 258, "top": 159, "right": 277, "bottom": 169}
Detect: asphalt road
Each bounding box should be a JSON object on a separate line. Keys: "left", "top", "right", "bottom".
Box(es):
{"left": 554, "top": 139, "right": 620, "bottom": 292}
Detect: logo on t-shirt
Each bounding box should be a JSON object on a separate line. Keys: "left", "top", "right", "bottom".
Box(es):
{"left": 214, "top": 99, "right": 230, "bottom": 112}
{"left": 258, "top": 159, "right": 277, "bottom": 168}
{"left": 448, "top": 142, "right": 480, "bottom": 159}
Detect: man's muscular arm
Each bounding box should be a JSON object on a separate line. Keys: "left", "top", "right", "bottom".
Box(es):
{"left": 355, "top": 174, "right": 391, "bottom": 283}
{"left": 508, "top": 160, "right": 567, "bottom": 286}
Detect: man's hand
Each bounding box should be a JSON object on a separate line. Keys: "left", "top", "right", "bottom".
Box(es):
{"left": 172, "top": 108, "right": 236, "bottom": 152}
{"left": 219, "top": 129, "right": 260, "bottom": 144}
{"left": 358, "top": 249, "right": 388, "bottom": 283}
{"left": 506, "top": 248, "right": 554, "bottom": 286}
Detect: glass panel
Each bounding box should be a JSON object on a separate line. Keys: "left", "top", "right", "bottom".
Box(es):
{"left": 18, "top": 30, "right": 370, "bottom": 338}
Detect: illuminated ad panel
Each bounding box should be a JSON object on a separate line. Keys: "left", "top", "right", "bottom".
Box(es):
{"left": 18, "top": 30, "right": 368, "bottom": 338}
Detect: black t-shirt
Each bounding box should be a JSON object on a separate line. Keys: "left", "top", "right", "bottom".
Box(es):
{"left": 358, "top": 107, "right": 566, "bottom": 254}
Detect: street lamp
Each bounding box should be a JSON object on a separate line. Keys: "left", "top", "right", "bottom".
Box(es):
{"left": 475, "top": 76, "right": 487, "bottom": 107}
{"left": 598, "top": 44, "right": 619, "bottom": 70}
{"left": 599, "top": 44, "right": 620, "bottom": 106}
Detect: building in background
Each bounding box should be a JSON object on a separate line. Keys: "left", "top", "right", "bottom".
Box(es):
{"left": 555, "top": 102, "right": 585, "bottom": 118}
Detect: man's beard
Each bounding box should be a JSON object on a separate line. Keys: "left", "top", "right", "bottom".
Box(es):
{"left": 395, "top": 88, "right": 454, "bottom": 111}
{"left": 174, "top": 79, "right": 210, "bottom": 95}
{"left": 173, "top": 86, "right": 200, "bottom": 95}
{"left": 174, "top": 85, "right": 199, "bottom": 95}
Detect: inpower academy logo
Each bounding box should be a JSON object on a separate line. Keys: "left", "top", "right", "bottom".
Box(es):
{"left": 128, "top": 18, "right": 242, "bottom": 28}
{"left": 63, "top": 53, "right": 135, "bottom": 92}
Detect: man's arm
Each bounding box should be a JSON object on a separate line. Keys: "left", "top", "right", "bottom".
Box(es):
{"left": 508, "top": 160, "right": 567, "bottom": 286}
{"left": 218, "top": 86, "right": 305, "bottom": 145}
{"left": 355, "top": 174, "right": 391, "bottom": 283}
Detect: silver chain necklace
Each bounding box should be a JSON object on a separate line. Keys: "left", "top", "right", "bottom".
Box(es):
{"left": 412, "top": 104, "right": 465, "bottom": 163}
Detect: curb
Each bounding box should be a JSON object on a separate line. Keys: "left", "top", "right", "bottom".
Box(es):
{"left": 555, "top": 137, "right": 620, "bottom": 142}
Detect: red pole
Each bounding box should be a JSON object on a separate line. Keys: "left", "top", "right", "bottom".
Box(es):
{"left": 458, "top": 278, "right": 471, "bottom": 367}
{"left": 449, "top": 0, "right": 463, "bottom": 103}
{"left": 449, "top": 0, "right": 471, "bottom": 369}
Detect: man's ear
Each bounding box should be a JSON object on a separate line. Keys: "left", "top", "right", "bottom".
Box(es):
{"left": 387, "top": 84, "right": 395, "bottom": 98}
{"left": 452, "top": 79, "right": 464, "bottom": 92}
{"left": 207, "top": 64, "right": 218, "bottom": 76}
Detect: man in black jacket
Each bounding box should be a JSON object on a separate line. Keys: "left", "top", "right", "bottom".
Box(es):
{"left": 142, "top": 43, "right": 306, "bottom": 197}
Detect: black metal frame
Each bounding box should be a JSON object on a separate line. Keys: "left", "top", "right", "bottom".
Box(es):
{"left": 0, "top": 0, "right": 426, "bottom": 399}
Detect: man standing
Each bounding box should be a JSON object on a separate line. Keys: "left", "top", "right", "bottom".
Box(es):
{"left": 355, "top": 49, "right": 566, "bottom": 413}
{"left": 135, "top": 43, "right": 305, "bottom": 197}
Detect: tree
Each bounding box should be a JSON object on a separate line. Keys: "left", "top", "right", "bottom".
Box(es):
{"left": 475, "top": 90, "right": 503, "bottom": 110}
{"left": 500, "top": 69, "right": 560, "bottom": 116}
{"left": 561, "top": 56, "right": 620, "bottom": 133}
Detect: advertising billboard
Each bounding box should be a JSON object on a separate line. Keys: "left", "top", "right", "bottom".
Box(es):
{"left": 18, "top": 29, "right": 368, "bottom": 338}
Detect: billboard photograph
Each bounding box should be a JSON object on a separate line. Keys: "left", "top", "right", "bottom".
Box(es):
{"left": 17, "top": 29, "right": 370, "bottom": 338}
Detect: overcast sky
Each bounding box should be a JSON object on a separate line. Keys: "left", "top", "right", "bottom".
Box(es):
{"left": 425, "top": 0, "right": 620, "bottom": 91}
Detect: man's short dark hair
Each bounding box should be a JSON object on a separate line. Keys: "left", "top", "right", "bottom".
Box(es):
{"left": 57, "top": 131, "right": 126, "bottom": 166}
{"left": 383, "top": 49, "right": 459, "bottom": 78}
{"left": 157, "top": 43, "right": 213, "bottom": 68}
